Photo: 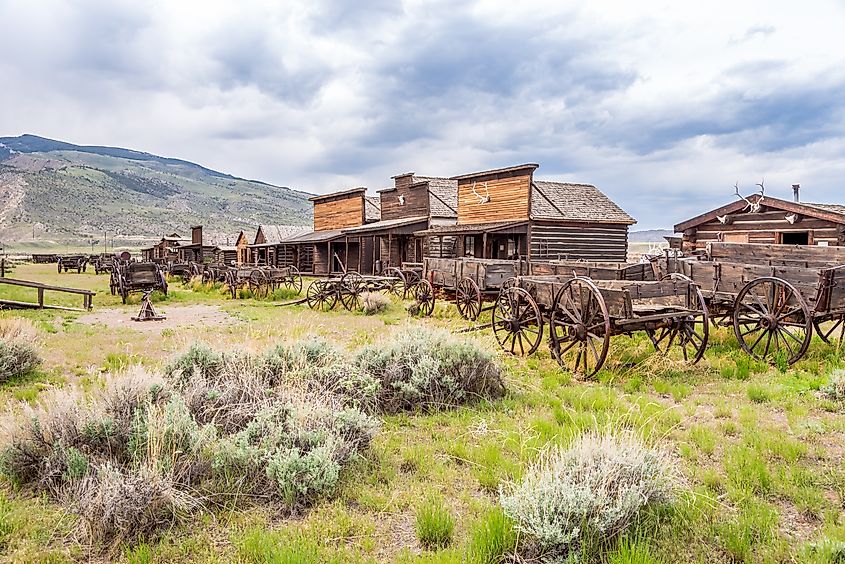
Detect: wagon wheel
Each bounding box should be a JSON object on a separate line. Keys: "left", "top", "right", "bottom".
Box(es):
{"left": 492, "top": 286, "right": 543, "bottom": 356}
{"left": 118, "top": 274, "right": 128, "bottom": 305}
{"left": 159, "top": 270, "right": 168, "bottom": 296}
{"left": 306, "top": 280, "right": 337, "bottom": 311}
{"left": 109, "top": 271, "right": 118, "bottom": 295}
{"left": 648, "top": 274, "right": 710, "bottom": 364}
{"left": 404, "top": 270, "right": 421, "bottom": 287}
{"left": 413, "top": 279, "right": 436, "bottom": 317}
{"left": 57, "top": 260, "right": 62, "bottom": 274}
{"left": 549, "top": 277, "right": 611, "bottom": 378}
{"left": 813, "top": 315, "right": 845, "bottom": 346}
{"left": 455, "top": 277, "right": 482, "bottom": 321}
{"left": 339, "top": 272, "right": 364, "bottom": 311}
{"left": 733, "top": 277, "right": 812, "bottom": 365}
{"left": 283, "top": 266, "right": 302, "bottom": 294}
{"left": 202, "top": 268, "right": 213, "bottom": 284}
{"left": 386, "top": 267, "right": 406, "bottom": 298}
{"left": 249, "top": 270, "right": 269, "bottom": 298}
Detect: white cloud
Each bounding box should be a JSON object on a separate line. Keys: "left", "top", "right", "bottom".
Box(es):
{"left": 0, "top": 0, "right": 844, "bottom": 228}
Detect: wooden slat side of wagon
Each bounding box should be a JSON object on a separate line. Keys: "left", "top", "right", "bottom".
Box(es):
{"left": 528, "top": 260, "right": 656, "bottom": 281}
{"left": 491, "top": 274, "right": 709, "bottom": 377}
{"left": 112, "top": 262, "right": 167, "bottom": 304}
{"left": 679, "top": 242, "right": 845, "bottom": 365}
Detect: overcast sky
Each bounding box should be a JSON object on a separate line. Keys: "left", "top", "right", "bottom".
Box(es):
{"left": 1, "top": 0, "right": 844, "bottom": 229}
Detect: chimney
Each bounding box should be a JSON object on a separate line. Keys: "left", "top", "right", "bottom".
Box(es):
{"left": 792, "top": 184, "right": 800, "bottom": 203}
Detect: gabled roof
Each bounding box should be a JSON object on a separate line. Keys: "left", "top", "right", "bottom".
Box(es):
{"left": 255, "top": 225, "right": 311, "bottom": 245}
{"left": 674, "top": 195, "right": 845, "bottom": 232}
{"left": 413, "top": 176, "right": 458, "bottom": 218}
{"left": 530, "top": 181, "right": 636, "bottom": 225}
{"left": 365, "top": 196, "right": 381, "bottom": 222}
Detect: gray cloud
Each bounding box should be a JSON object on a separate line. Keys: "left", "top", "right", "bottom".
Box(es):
{"left": 0, "top": 0, "right": 844, "bottom": 229}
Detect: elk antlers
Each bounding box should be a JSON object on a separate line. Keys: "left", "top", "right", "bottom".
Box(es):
{"left": 733, "top": 180, "right": 763, "bottom": 213}
{"left": 471, "top": 181, "right": 490, "bottom": 204}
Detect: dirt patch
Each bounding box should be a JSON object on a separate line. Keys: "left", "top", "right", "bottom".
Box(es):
{"left": 76, "top": 304, "right": 235, "bottom": 334}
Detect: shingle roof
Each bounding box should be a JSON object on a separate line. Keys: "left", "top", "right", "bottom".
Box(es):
{"left": 530, "top": 181, "right": 636, "bottom": 225}
{"left": 413, "top": 176, "right": 458, "bottom": 218}
{"left": 342, "top": 216, "right": 428, "bottom": 235}
{"left": 257, "top": 225, "right": 311, "bottom": 244}
{"left": 365, "top": 196, "right": 381, "bottom": 222}
{"left": 806, "top": 203, "right": 845, "bottom": 217}
{"left": 282, "top": 229, "right": 345, "bottom": 244}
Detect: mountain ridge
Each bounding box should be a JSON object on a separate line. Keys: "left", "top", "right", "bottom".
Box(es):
{"left": 0, "top": 134, "right": 314, "bottom": 245}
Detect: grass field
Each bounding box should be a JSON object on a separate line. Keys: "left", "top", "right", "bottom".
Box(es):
{"left": 1, "top": 263, "right": 844, "bottom": 562}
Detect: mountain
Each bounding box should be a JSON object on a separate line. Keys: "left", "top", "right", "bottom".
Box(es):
{"left": 0, "top": 134, "right": 313, "bottom": 247}
{"left": 629, "top": 229, "right": 674, "bottom": 242}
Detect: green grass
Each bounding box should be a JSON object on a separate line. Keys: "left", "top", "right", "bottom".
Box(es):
{"left": 0, "top": 263, "right": 843, "bottom": 561}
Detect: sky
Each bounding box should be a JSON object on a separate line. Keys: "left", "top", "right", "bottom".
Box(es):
{"left": 1, "top": 0, "right": 844, "bottom": 229}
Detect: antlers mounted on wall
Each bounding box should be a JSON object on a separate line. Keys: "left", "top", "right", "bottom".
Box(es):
{"left": 471, "top": 181, "right": 490, "bottom": 204}
{"left": 733, "top": 180, "right": 764, "bottom": 213}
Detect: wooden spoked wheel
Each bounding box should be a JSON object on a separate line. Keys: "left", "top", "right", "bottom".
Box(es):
{"left": 339, "top": 272, "right": 364, "bottom": 311}
{"left": 813, "top": 315, "right": 845, "bottom": 346}
{"left": 455, "top": 277, "right": 482, "bottom": 321}
{"left": 733, "top": 277, "right": 812, "bottom": 365}
{"left": 282, "top": 266, "right": 302, "bottom": 294}
{"left": 306, "top": 280, "right": 336, "bottom": 311}
{"left": 413, "top": 279, "right": 436, "bottom": 317}
{"left": 385, "top": 267, "right": 406, "bottom": 298}
{"left": 492, "top": 286, "right": 543, "bottom": 356}
{"left": 225, "top": 271, "right": 238, "bottom": 299}
{"left": 249, "top": 270, "right": 269, "bottom": 298}
{"left": 549, "top": 277, "right": 611, "bottom": 378}
{"left": 118, "top": 275, "right": 128, "bottom": 304}
{"left": 648, "top": 274, "right": 709, "bottom": 364}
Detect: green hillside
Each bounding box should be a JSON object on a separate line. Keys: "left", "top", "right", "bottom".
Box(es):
{"left": 0, "top": 134, "right": 313, "bottom": 248}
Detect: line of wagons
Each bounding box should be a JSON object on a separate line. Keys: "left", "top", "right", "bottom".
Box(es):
{"left": 400, "top": 243, "right": 845, "bottom": 377}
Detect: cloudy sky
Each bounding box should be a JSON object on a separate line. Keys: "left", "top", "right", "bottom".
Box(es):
{"left": 1, "top": 0, "right": 844, "bottom": 229}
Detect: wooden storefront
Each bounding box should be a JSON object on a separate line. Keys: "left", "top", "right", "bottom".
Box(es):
{"left": 675, "top": 192, "right": 845, "bottom": 253}
{"left": 418, "top": 164, "right": 635, "bottom": 261}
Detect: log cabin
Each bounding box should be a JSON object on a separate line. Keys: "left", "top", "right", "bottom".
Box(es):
{"left": 247, "top": 225, "right": 310, "bottom": 266}
{"left": 141, "top": 233, "right": 189, "bottom": 263}
{"left": 340, "top": 173, "right": 458, "bottom": 272}
{"left": 282, "top": 188, "right": 380, "bottom": 274}
{"left": 235, "top": 230, "right": 252, "bottom": 265}
{"left": 417, "top": 164, "right": 635, "bottom": 261}
{"left": 674, "top": 187, "right": 845, "bottom": 253}
{"left": 176, "top": 226, "right": 218, "bottom": 263}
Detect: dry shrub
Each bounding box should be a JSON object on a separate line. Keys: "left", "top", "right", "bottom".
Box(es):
{"left": 352, "top": 326, "right": 505, "bottom": 413}
{"left": 71, "top": 463, "right": 201, "bottom": 548}
{"left": 822, "top": 369, "right": 845, "bottom": 402}
{"left": 360, "top": 292, "right": 391, "bottom": 315}
{"left": 499, "top": 431, "right": 678, "bottom": 559}
{"left": 0, "top": 317, "right": 38, "bottom": 342}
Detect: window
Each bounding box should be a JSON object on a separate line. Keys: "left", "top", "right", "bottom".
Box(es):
{"left": 464, "top": 235, "right": 475, "bottom": 257}
{"left": 781, "top": 232, "right": 809, "bottom": 245}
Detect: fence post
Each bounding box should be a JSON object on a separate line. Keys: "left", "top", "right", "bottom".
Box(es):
{"left": 37, "top": 287, "right": 44, "bottom": 308}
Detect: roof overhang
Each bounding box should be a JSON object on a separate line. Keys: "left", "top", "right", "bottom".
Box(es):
{"left": 416, "top": 220, "right": 529, "bottom": 236}
{"left": 341, "top": 216, "right": 428, "bottom": 235}
{"left": 674, "top": 195, "right": 845, "bottom": 232}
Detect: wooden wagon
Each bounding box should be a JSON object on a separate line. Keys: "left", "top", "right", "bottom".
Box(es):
{"left": 111, "top": 262, "right": 168, "bottom": 304}
{"left": 680, "top": 242, "right": 845, "bottom": 365}
{"left": 304, "top": 273, "right": 376, "bottom": 312}
{"left": 419, "top": 257, "right": 529, "bottom": 319}
{"left": 57, "top": 255, "right": 88, "bottom": 273}
{"left": 492, "top": 274, "right": 709, "bottom": 377}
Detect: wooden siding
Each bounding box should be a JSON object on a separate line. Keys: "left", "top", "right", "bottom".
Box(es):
{"left": 457, "top": 173, "right": 531, "bottom": 224}
{"left": 529, "top": 222, "right": 629, "bottom": 262}
{"left": 313, "top": 195, "right": 365, "bottom": 231}
{"left": 380, "top": 184, "right": 429, "bottom": 221}
{"left": 424, "top": 235, "right": 458, "bottom": 258}
{"left": 682, "top": 207, "right": 845, "bottom": 251}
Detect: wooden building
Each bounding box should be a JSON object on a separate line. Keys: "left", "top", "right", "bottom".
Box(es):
{"left": 674, "top": 190, "right": 845, "bottom": 252}
{"left": 340, "top": 173, "right": 458, "bottom": 272}
{"left": 418, "top": 164, "right": 635, "bottom": 261}
{"left": 235, "top": 231, "right": 252, "bottom": 265}
{"left": 247, "top": 225, "right": 310, "bottom": 266}
{"left": 283, "top": 188, "right": 380, "bottom": 274}
{"left": 141, "top": 233, "right": 189, "bottom": 263}
{"left": 176, "top": 226, "right": 217, "bottom": 263}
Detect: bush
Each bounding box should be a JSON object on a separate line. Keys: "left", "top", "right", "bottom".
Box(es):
{"left": 415, "top": 498, "right": 454, "bottom": 549}
{"left": 499, "top": 431, "right": 677, "bottom": 560}
{"left": 164, "top": 343, "right": 224, "bottom": 384}
{"left": 360, "top": 292, "right": 391, "bottom": 315}
{"left": 822, "top": 369, "right": 845, "bottom": 401}
{"left": 0, "top": 317, "right": 38, "bottom": 342}
{"left": 353, "top": 327, "right": 505, "bottom": 413}
{"left": 0, "top": 339, "right": 40, "bottom": 383}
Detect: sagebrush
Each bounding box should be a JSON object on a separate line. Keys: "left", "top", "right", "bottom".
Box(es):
{"left": 500, "top": 431, "right": 678, "bottom": 560}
